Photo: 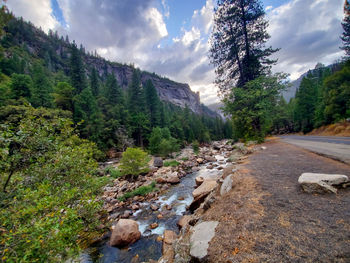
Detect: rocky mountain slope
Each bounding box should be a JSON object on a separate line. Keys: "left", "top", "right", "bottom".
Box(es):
{"left": 4, "top": 17, "right": 204, "bottom": 114}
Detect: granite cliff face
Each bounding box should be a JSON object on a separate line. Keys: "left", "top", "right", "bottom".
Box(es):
{"left": 84, "top": 56, "right": 202, "bottom": 114}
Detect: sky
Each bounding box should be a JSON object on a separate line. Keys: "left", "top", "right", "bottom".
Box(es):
{"left": 5, "top": 0, "right": 345, "bottom": 105}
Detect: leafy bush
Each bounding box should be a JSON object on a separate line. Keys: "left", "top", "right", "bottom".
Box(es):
{"left": 104, "top": 166, "right": 122, "bottom": 178}
{"left": 181, "top": 157, "right": 189, "bottom": 161}
{"left": 0, "top": 105, "right": 109, "bottom": 262}
{"left": 119, "top": 147, "right": 150, "bottom": 177}
{"left": 118, "top": 181, "right": 157, "bottom": 201}
{"left": 192, "top": 140, "right": 199, "bottom": 154}
{"left": 164, "top": 160, "right": 180, "bottom": 167}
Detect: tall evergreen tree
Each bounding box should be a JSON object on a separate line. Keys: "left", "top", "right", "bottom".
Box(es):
{"left": 30, "top": 62, "right": 53, "bottom": 108}
{"left": 144, "top": 79, "right": 161, "bottom": 127}
{"left": 105, "top": 73, "right": 123, "bottom": 105}
{"left": 90, "top": 67, "right": 99, "bottom": 97}
{"left": 209, "top": 0, "right": 278, "bottom": 92}
{"left": 341, "top": 3, "right": 350, "bottom": 57}
{"left": 128, "top": 69, "right": 149, "bottom": 146}
{"left": 11, "top": 73, "right": 32, "bottom": 99}
{"left": 70, "top": 42, "right": 86, "bottom": 94}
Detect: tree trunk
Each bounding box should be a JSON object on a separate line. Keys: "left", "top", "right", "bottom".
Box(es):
{"left": 3, "top": 169, "right": 14, "bottom": 192}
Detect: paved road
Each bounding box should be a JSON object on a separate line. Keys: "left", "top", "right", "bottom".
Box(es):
{"left": 279, "top": 135, "right": 350, "bottom": 164}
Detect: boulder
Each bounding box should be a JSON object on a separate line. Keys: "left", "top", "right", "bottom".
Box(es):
{"left": 212, "top": 142, "right": 221, "bottom": 150}
{"left": 220, "top": 175, "right": 233, "bottom": 196}
{"left": 196, "top": 158, "right": 204, "bottom": 164}
{"left": 222, "top": 165, "right": 236, "bottom": 179}
{"left": 156, "top": 172, "right": 180, "bottom": 184}
{"left": 205, "top": 155, "right": 217, "bottom": 162}
{"left": 190, "top": 221, "right": 219, "bottom": 261}
{"left": 298, "top": 173, "right": 349, "bottom": 194}
{"left": 160, "top": 230, "right": 177, "bottom": 263}
{"left": 110, "top": 219, "right": 141, "bottom": 247}
{"left": 151, "top": 204, "right": 159, "bottom": 211}
{"left": 153, "top": 157, "right": 164, "bottom": 168}
{"left": 177, "top": 215, "right": 192, "bottom": 229}
{"left": 195, "top": 176, "right": 204, "bottom": 186}
{"left": 150, "top": 223, "right": 158, "bottom": 229}
{"left": 121, "top": 210, "right": 132, "bottom": 218}
{"left": 193, "top": 180, "right": 218, "bottom": 200}
{"left": 190, "top": 180, "right": 218, "bottom": 211}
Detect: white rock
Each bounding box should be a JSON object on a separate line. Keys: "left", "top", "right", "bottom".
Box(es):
{"left": 190, "top": 221, "right": 219, "bottom": 261}
{"left": 220, "top": 175, "right": 233, "bottom": 196}
{"left": 261, "top": 146, "right": 267, "bottom": 150}
{"left": 298, "top": 173, "right": 349, "bottom": 194}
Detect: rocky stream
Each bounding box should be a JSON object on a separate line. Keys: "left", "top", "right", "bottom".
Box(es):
{"left": 80, "top": 140, "right": 253, "bottom": 263}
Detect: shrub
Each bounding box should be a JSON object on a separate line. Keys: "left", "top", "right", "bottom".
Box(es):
{"left": 181, "top": 157, "right": 189, "bottom": 161}
{"left": 192, "top": 140, "right": 199, "bottom": 154}
{"left": 158, "top": 137, "right": 179, "bottom": 157}
{"left": 164, "top": 160, "right": 180, "bottom": 167}
{"left": 0, "top": 105, "right": 109, "bottom": 262}
{"left": 104, "top": 166, "right": 122, "bottom": 178}
{"left": 119, "top": 147, "right": 150, "bottom": 177}
{"left": 118, "top": 181, "right": 157, "bottom": 201}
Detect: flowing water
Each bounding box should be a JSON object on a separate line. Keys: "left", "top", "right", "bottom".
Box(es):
{"left": 81, "top": 154, "right": 227, "bottom": 263}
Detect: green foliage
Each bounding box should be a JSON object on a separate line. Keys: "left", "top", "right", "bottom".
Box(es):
{"left": 163, "top": 160, "right": 180, "bottom": 167}
{"left": 10, "top": 73, "right": 32, "bottom": 99}
{"left": 144, "top": 79, "right": 161, "bottom": 126}
{"left": 224, "top": 74, "right": 287, "bottom": 142}
{"left": 341, "top": 11, "right": 350, "bottom": 57}
{"left": 323, "top": 61, "right": 350, "bottom": 123}
{"left": 30, "top": 62, "right": 53, "bottom": 108}
{"left": 119, "top": 147, "right": 150, "bottom": 176}
{"left": 148, "top": 127, "right": 179, "bottom": 157}
{"left": 104, "top": 166, "right": 122, "bottom": 178}
{"left": 53, "top": 81, "right": 74, "bottom": 111}
{"left": 0, "top": 105, "right": 109, "bottom": 262}
{"left": 192, "top": 140, "right": 199, "bottom": 154}
{"left": 210, "top": 0, "right": 278, "bottom": 91}
{"left": 70, "top": 42, "right": 86, "bottom": 94}
{"left": 118, "top": 181, "right": 157, "bottom": 201}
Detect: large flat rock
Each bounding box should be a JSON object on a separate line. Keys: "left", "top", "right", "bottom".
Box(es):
{"left": 190, "top": 221, "right": 219, "bottom": 261}
{"left": 298, "top": 173, "right": 349, "bottom": 193}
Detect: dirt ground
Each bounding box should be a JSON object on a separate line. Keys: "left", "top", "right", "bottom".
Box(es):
{"left": 203, "top": 139, "right": 350, "bottom": 263}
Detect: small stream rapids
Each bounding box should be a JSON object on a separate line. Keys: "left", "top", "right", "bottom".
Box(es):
{"left": 81, "top": 154, "right": 227, "bottom": 263}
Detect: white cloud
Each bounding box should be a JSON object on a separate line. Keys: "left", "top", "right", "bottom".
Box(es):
{"left": 6, "top": 0, "right": 59, "bottom": 32}
{"left": 145, "top": 7, "right": 168, "bottom": 38}
{"left": 267, "top": 0, "right": 344, "bottom": 80}
{"left": 182, "top": 27, "right": 201, "bottom": 46}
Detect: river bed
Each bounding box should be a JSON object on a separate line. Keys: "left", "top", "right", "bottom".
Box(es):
{"left": 81, "top": 154, "right": 227, "bottom": 263}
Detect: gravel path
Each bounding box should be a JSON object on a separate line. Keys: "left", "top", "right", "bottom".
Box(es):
{"left": 203, "top": 139, "right": 350, "bottom": 263}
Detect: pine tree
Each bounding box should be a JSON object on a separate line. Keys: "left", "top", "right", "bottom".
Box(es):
{"left": 210, "top": 0, "right": 278, "bottom": 92}
{"left": 128, "top": 69, "right": 149, "bottom": 146}
{"left": 341, "top": 3, "right": 350, "bottom": 57}
{"left": 30, "top": 63, "right": 53, "bottom": 108}
{"left": 70, "top": 42, "right": 86, "bottom": 94}
{"left": 105, "top": 73, "right": 123, "bottom": 105}
{"left": 90, "top": 67, "right": 99, "bottom": 97}
{"left": 11, "top": 73, "right": 32, "bottom": 99}
{"left": 53, "top": 82, "right": 74, "bottom": 111}
{"left": 144, "top": 79, "right": 161, "bottom": 127}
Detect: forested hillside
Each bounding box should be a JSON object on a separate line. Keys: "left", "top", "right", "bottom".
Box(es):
{"left": 0, "top": 8, "right": 232, "bottom": 152}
